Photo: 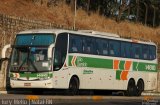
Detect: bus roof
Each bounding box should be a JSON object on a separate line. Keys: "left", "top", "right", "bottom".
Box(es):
{"left": 18, "top": 29, "right": 62, "bottom": 34}
{"left": 18, "top": 29, "right": 156, "bottom": 46}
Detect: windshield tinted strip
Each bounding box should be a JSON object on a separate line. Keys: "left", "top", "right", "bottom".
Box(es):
{"left": 15, "top": 34, "right": 55, "bottom": 46}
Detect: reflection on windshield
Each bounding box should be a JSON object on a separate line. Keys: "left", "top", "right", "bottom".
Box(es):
{"left": 11, "top": 47, "right": 50, "bottom": 72}
{"left": 10, "top": 33, "right": 55, "bottom": 72}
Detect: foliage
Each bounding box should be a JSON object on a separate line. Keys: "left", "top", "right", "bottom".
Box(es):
{"left": 64, "top": 0, "right": 160, "bottom": 27}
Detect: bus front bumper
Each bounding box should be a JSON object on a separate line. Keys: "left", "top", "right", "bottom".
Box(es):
{"left": 10, "top": 79, "right": 53, "bottom": 88}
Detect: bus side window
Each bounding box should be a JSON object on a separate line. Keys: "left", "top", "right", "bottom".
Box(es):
{"left": 110, "top": 44, "right": 114, "bottom": 55}
{"left": 142, "top": 45, "right": 149, "bottom": 60}
{"left": 135, "top": 48, "right": 140, "bottom": 58}
{"left": 121, "top": 42, "right": 131, "bottom": 58}
{"left": 96, "top": 38, "right": 108, "bottom": 56}
{"left": 109, "top": 40, "right": 120, "bottom": 57}
{"left": 83, "top": 39, "right": 90, "bottom": 54}
{"left": 95, "top": 40, "right": 99, "bottom": 55}
{"left": 95, "top": 39, "right": 101, "bottom": 55}
{"left": 71, "top": 40, "right": 78, "bottom": 52}
{"left": 69, "top": 35, "right": 82, "bottom": 53}
{"left": 86, "top": 44, "right": 91, "bottom": 54}
{"left": 102, "top": 44, "right": 108, "bottom": 55}
{"left": 82, "top": 37, "right": 95, "bottom": 54}
{"left": 102, "top": 41, "right": 108, "bottom": 55}
{"left": 149, "top": 46, "right": 156, "bottom": 60}
{"left": 132, "top": 44, "right": 142, "bottom": 59}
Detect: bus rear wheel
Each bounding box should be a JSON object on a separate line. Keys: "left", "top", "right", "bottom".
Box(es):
{"left": 126, "top": 79, "right": 136, "bottom": 96}
{"left": 136, "top": 80, "right": 144, "bottom": 96}
{"left": 68, "top": 77, "right": 79, "bottom": 95}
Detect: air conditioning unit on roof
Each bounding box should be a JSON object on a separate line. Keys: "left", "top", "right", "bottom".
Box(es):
{"left": 79, "top": 30, "right": 120, "bottom": 38}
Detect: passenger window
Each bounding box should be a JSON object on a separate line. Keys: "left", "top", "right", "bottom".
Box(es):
{"left": 142, "top": 45, "right": 149, "bottom": 60}
{"left": 149, "top": 46, "right": 156, "bottom": 60}
{"left": 71, "top": 40, "right": 78, "bottom": 52}
{"left": 109, "top": 40, "right": 120, "bottom": 57}
{"left": 102, "top": 43, "right": 108, "bottom": 55}
{"left": 132, "top": 44, "right": 142, "bottom": 59}
{"left": 121, "top": 42, "right": 131, "bottom": 58}
{"left": 82, "top": 37, "right": 95, "bottom": 54}
{"left": 69, "top": 35, "right": 82, "bottom": 53}
{"left": 96, "top": 39, "right": 108, "bottom": 55}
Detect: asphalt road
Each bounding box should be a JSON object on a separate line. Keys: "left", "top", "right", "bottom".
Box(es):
{"left": 0, "top": 94, "right": 159, "bottom": 105}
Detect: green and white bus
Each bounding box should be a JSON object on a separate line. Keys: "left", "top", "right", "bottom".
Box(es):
{"left": 9, "top": 29, "right": 157, "bottom": 96}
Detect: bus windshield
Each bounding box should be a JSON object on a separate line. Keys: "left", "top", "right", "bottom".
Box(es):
{"left": 10, "top": 34, "right": 55, "bottom": 72}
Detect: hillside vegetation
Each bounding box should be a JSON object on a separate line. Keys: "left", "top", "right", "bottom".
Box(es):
{"left": 0, "top": 0, "right": 160, "bottom": 44}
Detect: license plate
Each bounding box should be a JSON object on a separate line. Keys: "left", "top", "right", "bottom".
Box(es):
{"left": 24, "top": 83, "right": 31, "bottom": 86}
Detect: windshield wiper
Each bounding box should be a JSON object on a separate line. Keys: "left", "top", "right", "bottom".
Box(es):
{"left": 18, "top": 58, "right": 27, "bottom": 72}
{"left": 17, "top": 46, "right": 38, "bottom": 72}
{"left": 17, "top": 58, "right": 38, "bottom": 72}
{"left": 28, "top": 58, "right": 38, "bottom": 72}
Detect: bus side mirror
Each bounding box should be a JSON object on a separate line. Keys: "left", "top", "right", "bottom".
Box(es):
{"left": 1, "top": 44, "right": 11, "bottom": 69}
{"left": 48, "top": 44, "right": 55, "bottom": 59}
{"left": 2, "top": 44, "right": 11, "bottom": 59}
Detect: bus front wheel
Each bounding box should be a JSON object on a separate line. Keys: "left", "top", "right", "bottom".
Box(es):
{"left": 68, "top": 77, "right": 79, "bottom": 95}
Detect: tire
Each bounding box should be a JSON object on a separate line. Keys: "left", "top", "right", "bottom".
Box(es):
{"left": 126, "top": 79, "right": 137, "bottom": 96}
{"left": 68, "top": 77, "right": 79, "bottom": 95}
{"left": 136, "top": 80, "right": 144, "bottom": 96}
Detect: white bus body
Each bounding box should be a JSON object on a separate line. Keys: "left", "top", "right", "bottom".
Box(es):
{"left": 9, "top": 29, "right": 158, "bottom": 96}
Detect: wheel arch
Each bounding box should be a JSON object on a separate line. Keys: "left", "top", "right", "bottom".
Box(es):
{"left": 68, "top": 75, "right": 80, "bottom": 88}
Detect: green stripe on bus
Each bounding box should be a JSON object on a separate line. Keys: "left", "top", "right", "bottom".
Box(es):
{"left": 69, "top": 56, "right": 157, "bottom": 72}
{"left": 69, "top": 56, "right": 113, "bottom": 69}
{"left": 133, "top": 62, "right": 157, "bottom": 72}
